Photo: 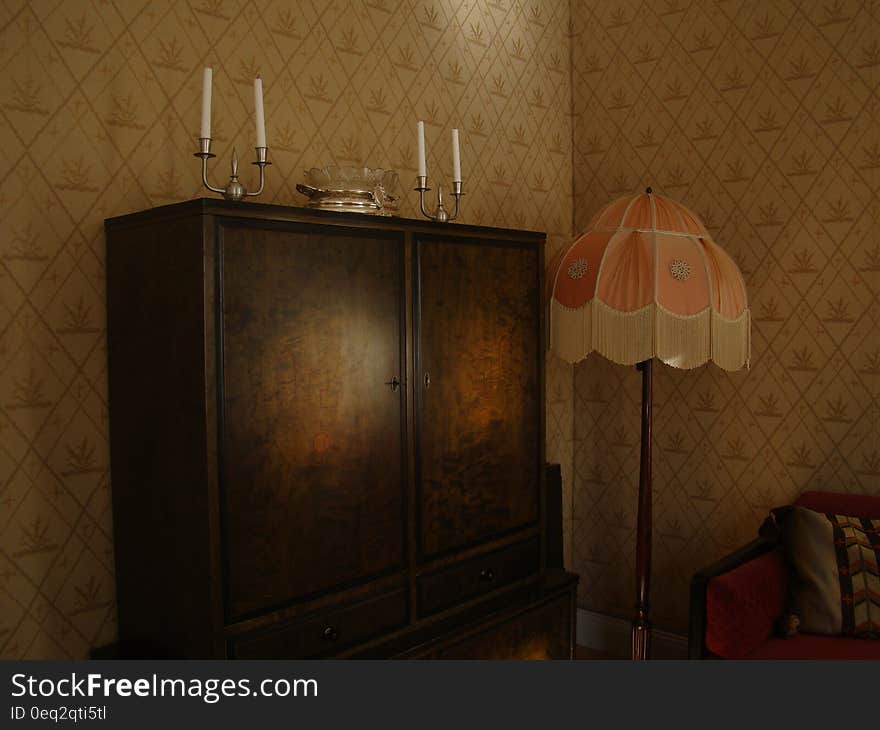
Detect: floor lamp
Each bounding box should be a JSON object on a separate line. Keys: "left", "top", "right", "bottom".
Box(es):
{"left": 547, "top": 189, "right": 750, "bottom": 659}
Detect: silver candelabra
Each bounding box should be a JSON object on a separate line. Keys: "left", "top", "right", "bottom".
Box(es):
{"left": 194, "top": 137, "right": 271, "bottom": 202}
{"left": 414, "top": 176, "right": 463, "bottom": 222}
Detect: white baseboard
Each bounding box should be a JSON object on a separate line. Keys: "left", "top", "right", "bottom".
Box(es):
{"left": 576, "top": 608, "right": 689, "bottom": 659}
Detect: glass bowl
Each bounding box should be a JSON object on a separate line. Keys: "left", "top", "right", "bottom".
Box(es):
{"left": 296, "top": 166, "right": 399, "bottom": 214}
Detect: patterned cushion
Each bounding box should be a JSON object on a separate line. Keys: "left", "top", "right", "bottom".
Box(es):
{"left": 777, "top": 506, "right": 880, "bottom": 638}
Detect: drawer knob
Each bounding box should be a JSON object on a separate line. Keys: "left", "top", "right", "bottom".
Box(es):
{"left": 480, "top": 568, "right": 495, "bottom": 583}
{"left": 322, "top": 626, "right": 339, "bottom": 642}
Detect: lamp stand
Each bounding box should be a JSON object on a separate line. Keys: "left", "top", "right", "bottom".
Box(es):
{"left": 632, "top": 358, "right": 653, "bottom": 660}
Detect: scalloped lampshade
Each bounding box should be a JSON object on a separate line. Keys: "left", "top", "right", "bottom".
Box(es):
{"left": 548, "top": 190, "right": 750, "bottom": 371}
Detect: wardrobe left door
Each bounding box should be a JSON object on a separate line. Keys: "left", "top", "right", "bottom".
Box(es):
{"left": 217, "top": 221, "right": 407, "bottom": 621}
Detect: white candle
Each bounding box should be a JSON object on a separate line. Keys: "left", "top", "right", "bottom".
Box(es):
{"left": 200, "top": 67, "right": 212, "bottom": 139}
{"left": 254, "top": 76, "right": 266, "bottom": 148}
{"left": 417, "top": 120, "right": 426, "bottom": 178}
{"left": 451, "top": 128, "right": 461, "bottom": 182}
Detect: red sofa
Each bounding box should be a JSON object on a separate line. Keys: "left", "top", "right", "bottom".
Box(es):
{"left": 689, "top": 491, "right": 880, "bottom": 659}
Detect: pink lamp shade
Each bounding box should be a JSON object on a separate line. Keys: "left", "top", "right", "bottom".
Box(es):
{"left": 548, "top": 190, "right": 750, "bottom": 371}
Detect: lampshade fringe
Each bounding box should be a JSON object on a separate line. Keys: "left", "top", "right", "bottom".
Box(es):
{"left": 550, "top": 299, "right": 750, "bottom": 371}
{"left": 655, "top": 306, "right": 711, "bottom": 369}
{"left": 711, "top": 309, "right": 751, "bottom": 371}
{"left": 592, "top": 299, "right": 653, "bottom": 366}
{"left": 550, "top": 299, "right": 589, "bottom": 364}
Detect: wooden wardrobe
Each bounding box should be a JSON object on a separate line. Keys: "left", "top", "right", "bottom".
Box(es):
{"left": 104, "top": 199, "right": 576, "bottom": 659}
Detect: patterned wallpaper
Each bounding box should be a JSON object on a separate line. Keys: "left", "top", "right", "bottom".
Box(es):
{"left": 0, "top": 0, "right": 574, "bottom": 658}
{"left": 8, "top": 0, "right": 873, "bottom": 658}
{"left": 569, "top": 0, "right": 879, "bottom": 632}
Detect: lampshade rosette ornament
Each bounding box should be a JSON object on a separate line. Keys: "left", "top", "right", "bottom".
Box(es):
{"left": 547, "top": 189, "right": 750, "bottom": 659}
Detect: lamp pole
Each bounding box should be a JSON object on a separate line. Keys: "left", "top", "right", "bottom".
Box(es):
{"left": 632, "top": 358, "right": 653, "bottom": 660}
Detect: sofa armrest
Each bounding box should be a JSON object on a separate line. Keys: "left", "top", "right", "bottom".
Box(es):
{"left": 689, "top": 538, "right": 784, "bottom": 659}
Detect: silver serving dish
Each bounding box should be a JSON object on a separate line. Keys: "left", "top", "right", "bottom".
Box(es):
{"left": 296, "top": 166, "right": 399, "bottom": 215}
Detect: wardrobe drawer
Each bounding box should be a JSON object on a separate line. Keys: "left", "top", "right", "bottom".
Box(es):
{"left": 414, "top": 589, "right": 575, "bottom": 659}
{"left": 418, "top": 538, "right": 540, "bottom": 616}
{"left": 228, "top": 589, "right": 408, "bottom": 659}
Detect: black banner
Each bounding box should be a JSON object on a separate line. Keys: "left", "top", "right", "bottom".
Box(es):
{"left": 1, "top": 660, "right": 875, "bottom": 728}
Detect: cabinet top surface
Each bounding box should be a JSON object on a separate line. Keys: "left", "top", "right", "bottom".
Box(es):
{"left": 104, "top": 198, "right": 546, "bottom": 243}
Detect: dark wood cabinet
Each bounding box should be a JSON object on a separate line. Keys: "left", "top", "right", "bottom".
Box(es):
{"left": 105, "top": 199, "right": 576, "bottom": 659}
{"left": 218, "top": 223, "right": 407, "bottom": 618}
{"left": 416, "top": 239, "right": 541, "bottom": 558}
